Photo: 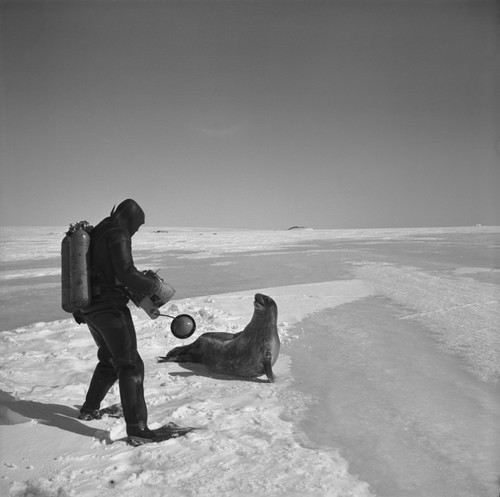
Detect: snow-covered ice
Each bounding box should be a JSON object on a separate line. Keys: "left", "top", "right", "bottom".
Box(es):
{"left": 0, "top": 225, "right": 499, "bottom": 496}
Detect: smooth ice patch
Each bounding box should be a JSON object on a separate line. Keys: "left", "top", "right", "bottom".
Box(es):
{"left": 351, "top": 262, "right": 500, "bottom": 382}
{"left": 290, "top": 298, "right": 500, "bottom": 497}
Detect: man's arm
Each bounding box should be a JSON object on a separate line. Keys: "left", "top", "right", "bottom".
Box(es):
{"left": 108, "top": 229, "right": 156, "bottom": 295}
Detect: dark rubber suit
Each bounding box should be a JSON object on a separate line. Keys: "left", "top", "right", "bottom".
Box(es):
{"left": 80, "top": 199, "right": 155, "bottom": 433}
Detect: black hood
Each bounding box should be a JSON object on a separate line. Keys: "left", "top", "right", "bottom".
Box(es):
{"left": 111, "top": 199, "right": 145, "bottom": 236}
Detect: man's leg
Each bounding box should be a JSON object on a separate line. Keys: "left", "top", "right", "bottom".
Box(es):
{"left": 89, "top": 308, "right": 148, "bottom": 430}
{"left": 79, "top": 320, "right": 119, "bottom": 419}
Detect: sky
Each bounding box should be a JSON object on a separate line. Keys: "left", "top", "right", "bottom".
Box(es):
{"left": 0, "top": 0, "right": 499, "bottom": 229}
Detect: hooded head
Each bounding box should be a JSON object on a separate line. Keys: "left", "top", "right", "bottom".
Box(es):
{"left": 111, "top": 199, "right": 145, "bottom": 236}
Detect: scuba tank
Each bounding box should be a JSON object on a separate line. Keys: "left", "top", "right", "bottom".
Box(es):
{"left": 70, "top": 228, "right": 91, "bottom": 308}
{"left": 61, "top": 234, "right": 75, "bottom": 313}
{"left": 61, "top": 221, "right": 93, "bottom": 312}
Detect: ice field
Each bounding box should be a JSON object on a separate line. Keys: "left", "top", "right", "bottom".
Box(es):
{"left": 0, "top": 226, "right": 499, "bottom": 496}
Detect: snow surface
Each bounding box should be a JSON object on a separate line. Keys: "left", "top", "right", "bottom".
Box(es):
{"left": 0, "top": 226, "right": 499, "bottom": 496}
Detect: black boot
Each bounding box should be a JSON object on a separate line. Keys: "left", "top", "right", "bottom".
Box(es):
{"left": 78, "top": 407, "right": 102, "bottom": 421}
{"left": 126, "top": 423, "right": 160, "bottom": 446}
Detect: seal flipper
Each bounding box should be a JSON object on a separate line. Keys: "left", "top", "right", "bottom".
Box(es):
{"left": 263, "top": 347, "right": 275, "bottom": 383}
{"left": 159, "top": 343, "right": 202, "bottom": 363}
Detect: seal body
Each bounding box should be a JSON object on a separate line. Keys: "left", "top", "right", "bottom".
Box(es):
{"left": 164, "top": 293, "right": 280, "bottom": 382}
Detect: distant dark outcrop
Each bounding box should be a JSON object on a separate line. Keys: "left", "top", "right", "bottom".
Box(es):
{"left": 287, "top": 226, "right": 308, "bottom": 230}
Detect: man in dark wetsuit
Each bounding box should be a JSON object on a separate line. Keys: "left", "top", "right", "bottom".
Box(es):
{"left": 78, "top": 199, "right": 163, "bottom": 443}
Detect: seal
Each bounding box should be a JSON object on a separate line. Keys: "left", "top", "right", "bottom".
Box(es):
{"left": 161, "top": 293, "right": 280, "bottom": 382}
